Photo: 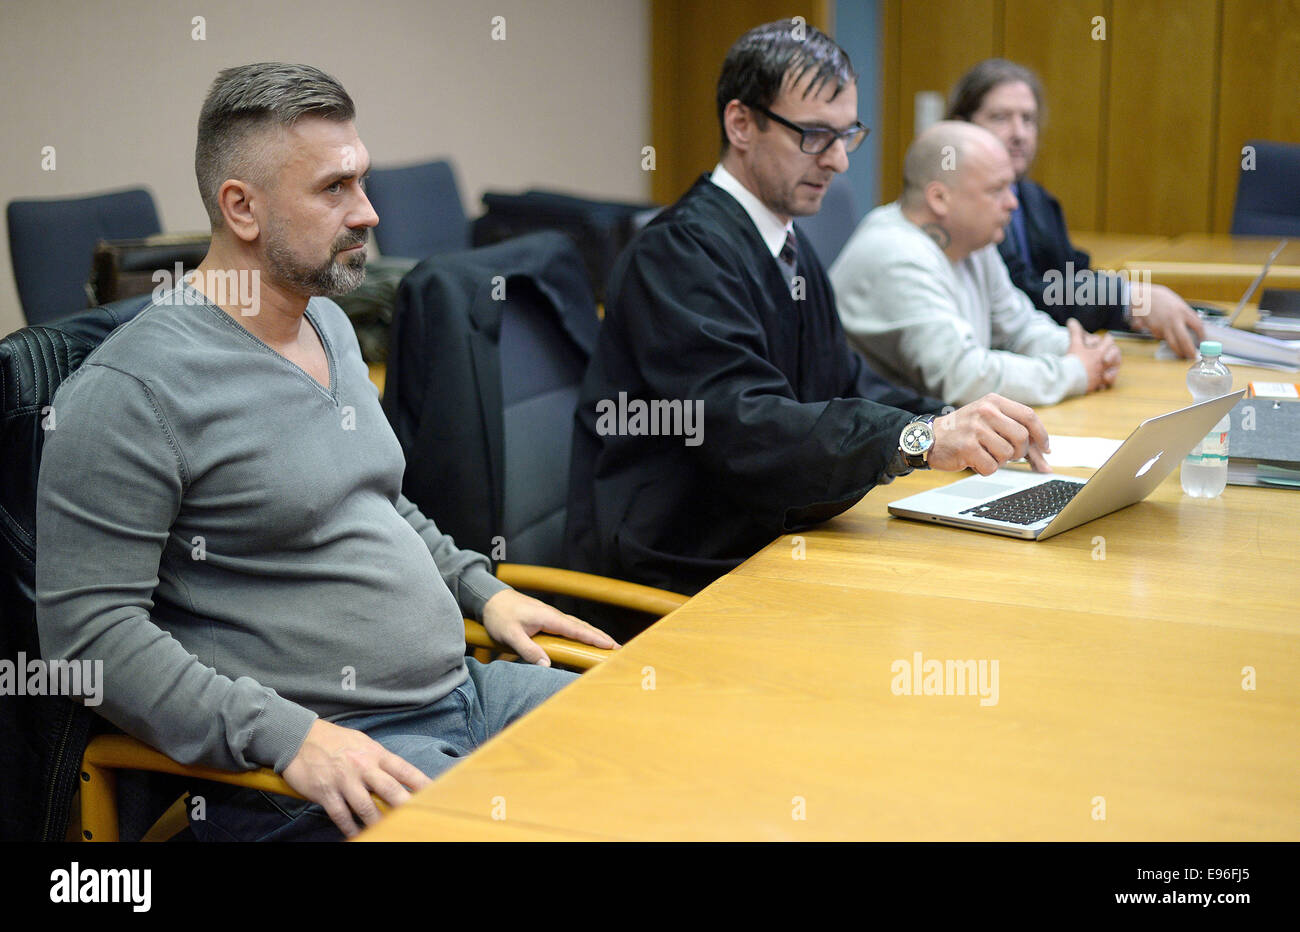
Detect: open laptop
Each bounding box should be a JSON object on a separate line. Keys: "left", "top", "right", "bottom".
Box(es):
{"left": 888, "top": 390, "right": 1245, "bottom": 540}
{"left": 1189, "top": 239, "right": 1287, "bottom": 324}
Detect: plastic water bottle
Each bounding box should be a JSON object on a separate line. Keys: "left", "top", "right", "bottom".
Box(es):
{"left": 1180, "top": 341, "right": 1232, "bottom": 498}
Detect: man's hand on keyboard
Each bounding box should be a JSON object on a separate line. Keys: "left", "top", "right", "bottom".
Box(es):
{"left": 929, "top": 394, "right": 1052, "bottom": 476}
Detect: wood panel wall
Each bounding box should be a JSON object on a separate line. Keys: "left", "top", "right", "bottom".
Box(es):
{"left": 883, "top": 0, "right": 999, "bottom": 209}
{"left": 1213, "top": 0, "right": 1300, "bottom": 232}
{"left": 880, "top": 0, "right": 1300, "bottom": 235}
{"left": 1002, "top": 0, "right": 1108, "bottom": 231}
{"left": 650, "top": 0, "right": 832, "bottom": 206}
{"left": 1104, "top": 0, "right": 1219, "bottom": 234}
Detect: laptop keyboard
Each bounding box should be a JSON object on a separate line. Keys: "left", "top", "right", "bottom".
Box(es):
{"left": 959, "top": 479, "right": 1084, "bottom": 526}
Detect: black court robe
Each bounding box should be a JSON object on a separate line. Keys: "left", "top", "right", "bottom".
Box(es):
{"left": 564, "top": 175, "right": 945, "bottom": 620}
{"left": 999, "top": 177, "right": 1129, "bottom": 333}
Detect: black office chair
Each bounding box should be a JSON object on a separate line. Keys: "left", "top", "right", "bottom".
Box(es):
{"left": 795, "top": 174, "right": 861, "bottom": 268}
{"left": 383, "top": 231, "right": 689, "bottom": 621}
{"left": 365, "top": 159, "right": 469, "bottom": 259}
{"left": 0, "top": 295, "right": 157, "bottom": 840}
{"left": 1230, "top": 139, "right": 1300, "bottom": 237}
{"left": 7, "top": 188, "right": 161, "bottom": 325}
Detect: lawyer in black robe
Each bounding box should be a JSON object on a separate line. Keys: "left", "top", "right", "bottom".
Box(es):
{"left": 565, "top": 175, "right": 946, "bottom": 630}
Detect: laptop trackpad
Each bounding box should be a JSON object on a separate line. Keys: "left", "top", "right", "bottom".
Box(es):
{"left": 937, "top": 479, "right": 1021, "bottom": 499}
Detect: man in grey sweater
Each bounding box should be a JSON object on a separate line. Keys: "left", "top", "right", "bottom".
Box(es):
{"left": 831, "top": 121, "right": 1121, "bottom": 407}
{"left": 35, "top": 63, "right": 614, "bottom": 841}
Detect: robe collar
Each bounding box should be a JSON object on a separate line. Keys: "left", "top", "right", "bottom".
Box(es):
{"left": 710, "top": 163, "right": 794, "bottom": 261}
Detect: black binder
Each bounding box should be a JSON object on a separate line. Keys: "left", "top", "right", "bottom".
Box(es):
{"left": 1227, "top": 398, "right": 1300, "bottom": 488}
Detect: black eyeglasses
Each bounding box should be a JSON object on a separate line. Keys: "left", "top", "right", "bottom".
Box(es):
{"left": 750, "top": 104, "right": 869, "bottom": 155}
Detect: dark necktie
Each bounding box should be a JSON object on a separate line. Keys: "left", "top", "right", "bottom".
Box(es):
{"left": 778, "top": 229, "right": 798, "bottom": 288}
{"left": 1007, "top": 183, "right": 1032, "bottom": 264}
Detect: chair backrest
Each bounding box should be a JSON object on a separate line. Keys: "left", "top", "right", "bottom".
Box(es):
{"left": 498, "top": 286, "right": 590, "bottom": 564}
{"left": 383, "top": 232, "right": 598, "bottom": 566}
{"left": 365, "top": 159, "right": 469, "bottom": 259}
{"left": 1231, "top": 140, "right": 1300, "bottom": 236}
{"left": 795, "top": 173, "right": 861, "bottom": 267}
{"left": 0, "top": 295, "right": 152, "bottom": 839}
{"left": 7, "top": 188, "right": 161, "bottom": 325}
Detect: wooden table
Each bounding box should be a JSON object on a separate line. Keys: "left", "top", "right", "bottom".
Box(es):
{"left": 358, "top": 334, "right": 1300, "bottom": 842}
{"left": 1122, "top": 234, "right": 1300, "bottom": 303}
{"left": 368, "top": 363, "right": 386, "bottom": 396}
{"left": 1070, "top": 231, "right": 1171, "bottom": 270}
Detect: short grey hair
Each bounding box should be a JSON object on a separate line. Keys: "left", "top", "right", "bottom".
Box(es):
{"left": 195, "top": 63, "right": 355, "bottom": 227}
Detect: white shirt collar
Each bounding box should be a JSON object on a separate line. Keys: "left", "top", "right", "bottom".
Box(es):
{"left": 710, "top": 163, "right": 794, "bottom": 260}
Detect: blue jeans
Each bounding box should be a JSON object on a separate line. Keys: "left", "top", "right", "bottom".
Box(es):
{"left": 188, "top": 659, "right": 577, "bottom": 841}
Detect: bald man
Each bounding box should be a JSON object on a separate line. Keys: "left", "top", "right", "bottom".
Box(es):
{"left": 830, "top": 121, "right": 1120, "bottom": 407}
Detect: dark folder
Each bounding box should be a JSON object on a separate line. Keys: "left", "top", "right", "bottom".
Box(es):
{"left": 1227, "top": 398, "right": 1300, "bottom": 488}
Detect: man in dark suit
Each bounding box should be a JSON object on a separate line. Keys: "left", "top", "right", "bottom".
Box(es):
{"left": 566, "top": 22, "right": 1052, "bottom": 640}
{"left": 947, "top": 59, "right": 1204, "bottom": 358}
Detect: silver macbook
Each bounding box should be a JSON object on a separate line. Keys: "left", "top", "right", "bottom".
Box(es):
{"left": 1189, "top": 238, "right": 1287, "bottom": 325}
{"left": 888, "top": 390, "right": 1246, "bottom": 540}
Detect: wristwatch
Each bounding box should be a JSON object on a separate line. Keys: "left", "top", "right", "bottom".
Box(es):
{"left": 899, "top": 414, "right": 937, "bottom": 469}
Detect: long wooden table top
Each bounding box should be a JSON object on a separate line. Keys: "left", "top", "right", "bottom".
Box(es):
{"left": 358, "top": 317, "right": 1300, "bottom": 842}
{"left": 1124, "top": 234, "right": 1300, "bottom": 302}
{"left": 1069, "top": 231, "right": 1171, "bottom": 270}
{"left": 1041, "top": 231, "right": 1300, "bottom": 303}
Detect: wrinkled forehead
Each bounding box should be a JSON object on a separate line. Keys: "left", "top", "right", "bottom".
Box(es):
{"left": 270, "top": 117, "right": 368, "bottom": 179}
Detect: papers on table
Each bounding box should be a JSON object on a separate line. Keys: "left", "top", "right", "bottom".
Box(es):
{"left": 1203, "top": 321, "right": 1300, "bottom": 369}
{"left": 1038, "top": 435, "right": 1124, "bottom": 469}
{"left": 1156, "top": 341, "right": 1300, "bottom": 371}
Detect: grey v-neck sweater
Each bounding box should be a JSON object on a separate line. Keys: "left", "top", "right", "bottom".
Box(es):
{"left": 35, "top": 285, "right": 506, "bottom": 773}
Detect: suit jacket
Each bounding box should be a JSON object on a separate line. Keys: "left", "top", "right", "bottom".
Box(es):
{"left": 999, "top": 178, "right": 1129, "bottom": 332}
{"left": 565, "top": 175, "right": 945, "bottom": 610}
{"left": 383, "top": 231, "right": 598, "bottom": 559}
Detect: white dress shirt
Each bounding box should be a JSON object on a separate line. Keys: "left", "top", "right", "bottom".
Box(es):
{"left": 710, "top": 163, "right": 793, "bottom": 260}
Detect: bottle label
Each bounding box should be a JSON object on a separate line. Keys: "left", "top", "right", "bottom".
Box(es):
{"left": 1198, "top": 430, "right": 1228, "bottom": 465}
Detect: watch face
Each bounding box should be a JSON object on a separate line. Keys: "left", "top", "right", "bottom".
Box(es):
{"left": 901, "top": 422, "right": 934, "bottom": 455}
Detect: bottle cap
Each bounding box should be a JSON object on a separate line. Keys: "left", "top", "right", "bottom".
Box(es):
{"left": 1199, "top": 341, "right": 1222, "bottom": 357}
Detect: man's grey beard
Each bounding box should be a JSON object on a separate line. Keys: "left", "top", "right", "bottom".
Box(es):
{"left": 265, "top": 228, "right": 368, "bottom": 297}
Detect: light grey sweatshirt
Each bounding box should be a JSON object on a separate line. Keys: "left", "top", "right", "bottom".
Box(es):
{"left": 830, "top": 202, "right": 1089, "bottom": 406}
{"left": 35, "top": 285, "right": 507, "bottom": 773}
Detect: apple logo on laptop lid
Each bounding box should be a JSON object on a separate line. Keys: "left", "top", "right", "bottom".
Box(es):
{"left": 1135, "top": 451, "right": 1163, "bottom": 478}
